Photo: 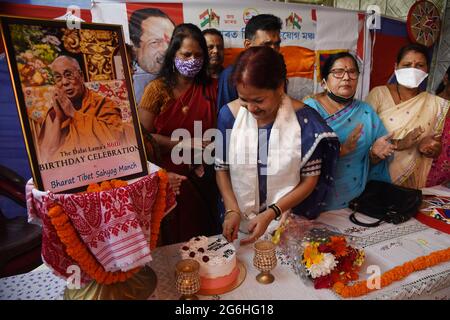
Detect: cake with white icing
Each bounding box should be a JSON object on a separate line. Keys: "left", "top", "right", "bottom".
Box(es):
{"left": 180, "top": 235, "right": 239, "bottom": 291}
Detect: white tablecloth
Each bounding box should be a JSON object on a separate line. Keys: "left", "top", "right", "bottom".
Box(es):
{"left": 1, "top": 209, "right": 450, "bottom": 300}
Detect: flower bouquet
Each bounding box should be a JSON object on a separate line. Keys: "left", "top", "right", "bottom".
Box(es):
{"left": 300, "top": 234, "right": 365, "bottom": 289}
{"left": 272, "top": 215, "right": 365, "bottom": 290}
{"left": 11, "top": 24, "right": 61, "bottom": 87}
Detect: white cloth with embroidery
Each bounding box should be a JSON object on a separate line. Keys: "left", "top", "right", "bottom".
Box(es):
{"left": 26, "top": 162, "right": 176, "bottom": 285}
{"left": 2, "top": 210, "right": 450, "bottom": 300}
{"left": 228, "top": 95, "right": 302, "bottom": 233}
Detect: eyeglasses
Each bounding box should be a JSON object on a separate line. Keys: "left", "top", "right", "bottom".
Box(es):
{"left": 330, "top": 68, "right": 359, "bottom": 80}
{"left": 53, "top": 70, "right": 78, "bottom": 83}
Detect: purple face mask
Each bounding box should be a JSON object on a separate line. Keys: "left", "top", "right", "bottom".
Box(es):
{"left": 174, "top": 56, "right": 203, "bottom": 78}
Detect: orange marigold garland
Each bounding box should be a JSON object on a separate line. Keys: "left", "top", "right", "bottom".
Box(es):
{"left": 150, "top": 169, "right": 168, "bottom": 249}
{"left": 333, "top": 247, "right": 450, "bottom": 298}
{"left": 48, "top": 204, "right": 139, "bottom": 284}
{"left": 110, "top": 179, "right": 128, "bottom": 188}
{"left": 86, "top": 183, "right": 101, "bottom": 193}
{"left": 85, "top": 179, "right": 128, "bottom": 193}
{"left": 47, "top": 174, "right": 169, "bottom": 285}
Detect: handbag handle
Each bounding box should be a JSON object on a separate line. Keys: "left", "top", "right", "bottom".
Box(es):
{"left": 349, "top": 211, "right": 385, "bottom": 227}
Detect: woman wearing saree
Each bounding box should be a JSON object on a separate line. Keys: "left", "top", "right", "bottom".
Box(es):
{"left": 366, "top": 44, "right": 449, "bottom": 189}
{"left": 426, "top": 66, "right": 450, "bottom": 186}
{"left": 216, "top": 47, "right": 340, "bottom": 245}
{"left": 304, "top": 52, "right": 394, "bottom": 211}
{"left": 139, "top": 23, "right": 220, "bottom": 245}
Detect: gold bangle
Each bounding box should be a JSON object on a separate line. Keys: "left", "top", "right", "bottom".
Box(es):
{"left": 224, "top": 209, "right": 240, "bottom": 219}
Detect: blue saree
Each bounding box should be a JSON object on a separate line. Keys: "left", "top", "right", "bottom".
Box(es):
{"left": 217, "top": 65, "right": 237, "bottom": 111}
{"left": 304, "top": 98, "right": 392, "bottom": 210}
{"left": 215, "top": 104, "right": 340, "bottom": 220}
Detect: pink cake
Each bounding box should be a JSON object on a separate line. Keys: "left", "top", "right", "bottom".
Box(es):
{"left": 180, "top": 236, "right": 239, "bottom": 291}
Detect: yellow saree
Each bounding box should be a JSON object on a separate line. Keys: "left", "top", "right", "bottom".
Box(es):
{"left": 366, "top": 86, "right": 449, "bottom": 188}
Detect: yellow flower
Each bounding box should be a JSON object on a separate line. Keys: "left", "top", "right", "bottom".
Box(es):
{"left": 271, "top": 225, "right": 285, "bottom": 245}
{"left": 303, "top": 243, "right": 324, "bottom": 268}
{"left": 354, "top": 249, "right": 365, "bottom": 267}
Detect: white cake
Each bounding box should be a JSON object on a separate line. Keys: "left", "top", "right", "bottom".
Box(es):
{"left": 180, "top": 235, "right": 239, "bottom": 291}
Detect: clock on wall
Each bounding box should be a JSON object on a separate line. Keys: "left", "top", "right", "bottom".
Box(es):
{"left": 407, "top": 0, "right": 442, "bottom": 47}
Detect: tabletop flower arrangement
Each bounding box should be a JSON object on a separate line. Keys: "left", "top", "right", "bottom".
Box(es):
{"left": 275, "top": 215, "right": 450, "bottom": 298}
{"left": 272, "top": 216, "right": 365, "bottom": 290}
{"left": 299, "top": 234, "right": 365, "bottom": 289}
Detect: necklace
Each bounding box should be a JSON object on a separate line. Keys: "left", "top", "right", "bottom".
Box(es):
{"left": 179, "top": 84, "right": 195, "bottom": 115}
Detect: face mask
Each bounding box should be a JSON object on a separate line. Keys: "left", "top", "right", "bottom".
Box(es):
{"left": 395, "top": 67, "right": 428, "bottom": 89}
{"left": 174, "top": 57, "right": 203, "bottom": 78}
{"left": 323, "top": 81, "right": 354, "bottom": 105}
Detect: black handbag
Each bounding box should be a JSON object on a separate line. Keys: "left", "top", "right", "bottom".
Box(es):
{"left": 348, "top": 180, "right": 423, "bottom": 227}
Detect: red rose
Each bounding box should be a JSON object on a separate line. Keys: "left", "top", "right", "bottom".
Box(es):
{"left": 318, "top": 243, "right": 333, "bottom": 253}
{"left": 313, "top": 275, "right": 333, "bottom": 289}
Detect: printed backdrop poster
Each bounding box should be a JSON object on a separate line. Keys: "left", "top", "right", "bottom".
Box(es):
{"left": 183, "top": 1, "right": 317, "bottom": 99}
{"left": 0, "top": 16, "right": 148, "bottom": 193}
{"left": 183, "top": 2, "right": 316, "bottom": 50}
{"left": 91, "top": 0, "right": 368, "bottom": 100}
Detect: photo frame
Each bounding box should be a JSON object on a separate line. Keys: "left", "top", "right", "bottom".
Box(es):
{"left": 0, "top": 16, "right": 148, "bottom": 193}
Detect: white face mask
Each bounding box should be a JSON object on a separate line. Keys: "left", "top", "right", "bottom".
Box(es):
{"left": 395, "top": 67, "right": 428, "bottom": 89}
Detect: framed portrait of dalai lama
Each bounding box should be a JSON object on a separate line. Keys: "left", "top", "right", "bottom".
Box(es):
{"left": 0, "top": 16, "right": 148, "bottom": 193}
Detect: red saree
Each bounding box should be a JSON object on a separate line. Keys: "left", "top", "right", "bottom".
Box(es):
{"left": 151, "top": 79, "right": 220, "bottom": 245}
{"left": 154, "top": 80, "right": 217, "bottom": 175}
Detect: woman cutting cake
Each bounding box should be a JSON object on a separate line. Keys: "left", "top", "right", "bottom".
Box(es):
{"left": 215, "top": 47, "right": 340, "bottom": 245}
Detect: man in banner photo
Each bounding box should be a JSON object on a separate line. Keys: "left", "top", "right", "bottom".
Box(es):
{"left": 38, "top": 55, "right": 124, "bottom": 162}
{"left": 129, "top": 8, "right": 175, "bottom": 104}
